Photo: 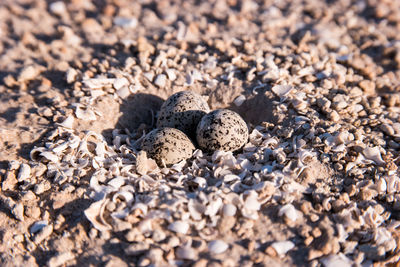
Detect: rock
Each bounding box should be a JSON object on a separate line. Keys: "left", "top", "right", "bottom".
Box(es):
{"left": 2, "top": 171, "right": 18, "bottom": 190}
{"left": 359, "top": 80, "right": 376, "bottom": 95}
{"left": 154, "top": 74, "right": 167, "bottom": 88}
{"left": 18, "top": 65, "right": 43, "bottom": 82}
{"left": 33, "top": 224, "right": 53, "bottom": 244}
{"left": 47, "top": 252, "right": 75, "bottom": 267}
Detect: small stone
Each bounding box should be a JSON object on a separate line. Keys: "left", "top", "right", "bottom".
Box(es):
{"left": 2, "top": 171, "right": 18, "bottom": 191}
{"left": 48, "top": 252, "right": 75, "bottom": 267}
{"left": 49, "top": 1, "right": 67, "bottom": 16}
{"left": 66, "top": 68, "right": 78, "bottom": 84}
{"left": 113, "top": 77, "right": 129, "bottom": 90}
{"left": 114, "top": 17, "right": 138, "bottom": 28}
{"left": 176, "top": 245, "right": 198, "bottom": 260}
{"left": 4, "top": 75, "right": 17, "bottom": 87}
{"left": 33, "top": 224, "right": 53, "bottom": 244}
{"left": 12, "top": 203, "right": 24, "bottom": 221}
{"left": 154, "top": 74, "right": 167, "bottom": 88}
{"left": 380, "top": 124, "right": 395, "bottom": 136}
{"left": 125, "top": 243, "right": 150, "bottom": 256}
{"left": 218, "top": 216, "right": 236, "bottom": 233}
{"left": 359, "top": 80, "right": 376, "bottom": 95}
{"left": 165, "top": 69, "right": 177, "bottom": 81}
{"left": 116, "top": 86, "right": 131, "bottom": 99}
{"left": 18, "top": 65, "right": 42, "bottom": 82}
{"left": 328, "top": 110, "right": 340, "bottom": 122}
{"left": 17, "top": 163, "right": 31, "bottom": 182}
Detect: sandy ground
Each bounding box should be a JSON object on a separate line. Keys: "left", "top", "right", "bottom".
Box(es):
{"left": 1, "top": 0, "right": 400, "bottom": 266}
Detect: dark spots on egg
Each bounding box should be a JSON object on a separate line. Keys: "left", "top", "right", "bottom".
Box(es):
{"left": 142, "top": 128, "right": 195, "bottom": 166}
{"left": 156, "top": 91, "right": 210, "bottom": 138}
{"left": 196, "top": 109, "right": 249, "bottom": 152}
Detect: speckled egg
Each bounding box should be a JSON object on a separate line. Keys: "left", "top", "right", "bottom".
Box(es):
{"left": 157, "top": 91, "right": 210, "bottom": 137}
{"left": 196, "top": 109, "right": 249, "bottom": 152}
{"left": 141, "top": 127, "right": 195, "bottom": 166}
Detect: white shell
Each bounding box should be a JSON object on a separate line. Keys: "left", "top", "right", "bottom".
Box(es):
{"left": 113, "top": 77, "right": 129, "bottom": 90}
{"left": 278, "top": 204, "right": 299, "bottom": 222}
{"left": 233, "top": 94, "right": 246, "bottom": 107}
{"left": 222, "top": 204, "right": 237, "bottom": 217}
{"left": 114, "top": 17, "right": 138, "bottom": 28}
{"left": 205, "top": 197, "right": 223, "bottom": 217}
{"left": 83, "top": 78, "right": 115, "bottom": 89}
{"left": 168, "top": 221, "right": 189, "bottom": 234}
{"left": 17, "top": 163, "right": 31, "bottom": 182}
{"left": 75, "top": 105, "right": 96, "bottom": 121}
{"left": 272, "top": 84, "right": 292, "bottom": 97}
{"left": 84, "top": 199, "right": 112, "bottom": 232}
{"left": 321, "top": 253, "right": 352, "bottom": 267}
{"left": 271, "top": 241, "right": 295, "bottom": 256}
{"left": 208, "top": 240, "right": 228, "bottom": 254}
{"left": 30, "top": 220, "right": 48, "bottom": 234}
{"left": 362, "top": 147, "right": 385, "bottom": 166}
{"left": 176, "top": 245, "right": 197, "bottom": 260}
{"left": 59, "top": 115, "right": 74, "bottom": 129}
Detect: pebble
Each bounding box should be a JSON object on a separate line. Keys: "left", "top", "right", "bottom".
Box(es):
{"left": 154, "top": 74, "right": 167, "bottom": 88}
{"left": 359, "top": 80, "right": 376, "bottom": 95}
{"left": 114, "top": 17, "right": 138, "bottom": 28}
{"left": 49, "top": 1, "right": 67, "bottom": 16}
{"left": 380, "top": 123, "right": 394, "bottom": 136}
{"left": 66, "top": 68, "right": 78, "bottom": 84}
{"left": 12, "top": 203, "right": 25, "bottom": 221}
{"left": 18, "top": 65, "right": 42, "bottom": 82}
{"left": 33, "top": 224, "right": 53, "bottom": 244}
{"left": 2, "top": 171, "right": 18, "bottom": 191}
{"left": 165, "top": 69, "right": 177, "bottom": 81}
{"left": 328, "top": 110, "right": 340, "bottom": 122}
{"left": 17, "top": 163, "right": 31, "bottom": 182}
{"left": 113, "top": 77, "right": 129, "bottom": 90}
{"left": 176, "top": 245, "right": 198, "bottom": 260}
{"left": 222, "top": 204, "right": 237, "bottom": 217}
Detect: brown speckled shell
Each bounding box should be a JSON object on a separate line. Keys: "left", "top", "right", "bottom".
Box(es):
{"left": 141, "top": 128, "right": 195, "bottom": 166}
{"left": 196, "top": 109, "right": 249, "bottom": 152}
{"left": 157, "top": 91, "right": 210, "bottom": 137}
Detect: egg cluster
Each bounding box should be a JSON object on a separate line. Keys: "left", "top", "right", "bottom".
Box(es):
{"left": 141, "top": 91, "right": 249, "bottom": 166}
